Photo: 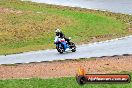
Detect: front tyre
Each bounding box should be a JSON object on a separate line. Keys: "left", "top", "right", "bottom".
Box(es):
{"left": 76, "top": 76, "right": 86, "bottom": 85}
{"left": 56, "top": 46, "right": 64, "bottom": 54}
{"left": 59, "top": 47, "right": 64, "bottom": 54}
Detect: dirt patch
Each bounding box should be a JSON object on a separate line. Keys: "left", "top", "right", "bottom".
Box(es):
{"left": 88, "top": 34, "right": 124, "bottom": 43}
{"left": 0, "top": 7, "right": 22, "bottom": 14}
{"left": 128, "top": 28, "right": 132, "bottom": 33}
{"left": 0, "top": 55, "right": 132, "bottom": 79}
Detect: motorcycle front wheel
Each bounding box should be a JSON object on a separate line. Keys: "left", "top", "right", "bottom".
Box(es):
{"left": 56, "top": 45, "right": 64, "bottom": 54}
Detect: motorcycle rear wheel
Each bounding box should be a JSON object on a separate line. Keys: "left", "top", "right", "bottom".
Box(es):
{"left": 69, "top": 42, "right": 76, "bottom": 52}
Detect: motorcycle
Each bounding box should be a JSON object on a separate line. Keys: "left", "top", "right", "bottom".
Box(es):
{"left": 54, "top": 36, "right": 76, "bottom": 54}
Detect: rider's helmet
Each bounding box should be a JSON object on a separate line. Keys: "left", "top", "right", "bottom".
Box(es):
{"left": 55, "top": 28, "right": 61, "bottom": 36}
{"left": 55, "top": 28, "right": 61, "bottom": 33}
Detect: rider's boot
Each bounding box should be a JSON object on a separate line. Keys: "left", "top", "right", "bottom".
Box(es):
{"left": 65, "top": 48, "right": 70, "bottom": 51}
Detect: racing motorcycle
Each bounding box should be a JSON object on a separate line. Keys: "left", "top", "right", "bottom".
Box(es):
{"left": 54, "top": 36, "right": 76, "bottom": 54}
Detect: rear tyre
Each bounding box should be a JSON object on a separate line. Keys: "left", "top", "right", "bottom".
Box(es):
{"left": 72, "top": 48, "right": 76, "bottom": 52}
{"left": 69, "top": 42, "right": 76, "bottom": 52}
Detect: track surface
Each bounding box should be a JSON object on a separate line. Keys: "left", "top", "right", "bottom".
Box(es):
{"left": 0, "top": 35, "right": 132, "bottom": 64}
{"left": 30, "top": 0, "right": 132, "bottom": 14}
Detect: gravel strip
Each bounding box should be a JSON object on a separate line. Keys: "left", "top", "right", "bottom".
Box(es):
{"left": 0, "top": 55, "right": 132, "bottom": 79}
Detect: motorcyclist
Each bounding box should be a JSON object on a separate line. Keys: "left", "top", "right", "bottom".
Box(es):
{"left": 55, "top": 29, "right": 70, "bottom": 45}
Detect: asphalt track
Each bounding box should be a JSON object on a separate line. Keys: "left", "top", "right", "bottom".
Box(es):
{"left": 30, "top": 0, "right": 132, "bottom": 15}
{"left": 0, "top": 35, "right": 132, "bottom": 65}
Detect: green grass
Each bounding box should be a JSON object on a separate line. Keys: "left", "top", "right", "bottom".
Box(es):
{"left": 0, "top": 0, "right": 132, "bottom": 55}
{"left": 0, "top": 74, "right": 131, "bottom": 88}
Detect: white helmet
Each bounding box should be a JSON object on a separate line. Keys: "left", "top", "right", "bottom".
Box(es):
{"left": 55, "top": 28, "right": 61, "bottom": 33}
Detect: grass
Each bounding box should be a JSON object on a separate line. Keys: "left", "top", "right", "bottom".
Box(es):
{"left": 0, "top": 0, "right": 132, "bottom": 55}
{"left": 0, "top": 73, "right": 131, "bottom": 88}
